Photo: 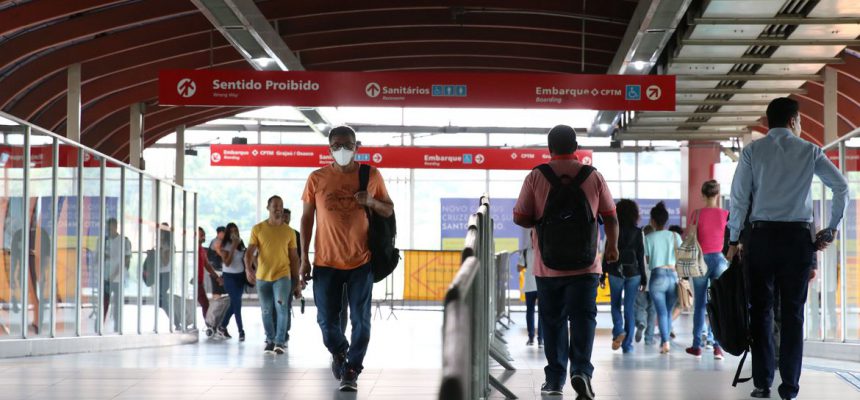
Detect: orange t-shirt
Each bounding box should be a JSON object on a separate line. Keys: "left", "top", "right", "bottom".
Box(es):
{"left": 301, "top": 164, "right": 390, "bottom": 270}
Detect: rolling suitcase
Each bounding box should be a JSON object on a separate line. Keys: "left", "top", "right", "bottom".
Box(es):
{"left": 205, "top": 295, "right": 230, "bottom": 337}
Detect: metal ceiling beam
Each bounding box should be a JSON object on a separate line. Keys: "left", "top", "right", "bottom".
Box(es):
{"left": 681, "top": 38, "right": 860, "bottom": 46}
{"left": 676, "top": 74, "right": 823, "bottom": 81}
{"left": 676, "top": 88, "right": 807, "bottom": 94}
{"left": 672, "top": 57, "right": 843, "bottom": 64}
{"left": 637, "top": 111, "right": 763, "bottom": 118}
{"left": 617, "top": 133, "right": 742, "bottom": 141}
{"left": 677, "top": 100, "right": 772, "bottom": 106}
{"left": 692, "top": 17, "right": 860, "bottom": 25}
{"left": 186, "top": 123, "right": 581, "bottom": 135}
{"left": 629, "top": 121, "right": 759, "bottom": 127}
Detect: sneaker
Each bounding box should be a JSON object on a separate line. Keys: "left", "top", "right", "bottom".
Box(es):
{"left": 331, "top": 352, "right": 347, "bottom": 380}
{"left": 526, "top": 338, "right": 534, "bottom": 346}
{"left": 263, "top": 342, "right": 275, "bottom": 355}
{"left": 611, "top": 333, "right": 626, "bottom": 350}
{"left": 339, "top": 368, "right": 358, "bottom": 392}
{"left": 714, "top": 347, "right": 724, "bottom": 360}
{"left": 750, "top": 387, "right": 771, "bottom": 398}
{"left": 274, "top": 345, "right": 285, "bottom": 355}
{"left": 538, "top": 338, "right": 543, "bottom": 348}
{"left": 540, "top": 382, "right": 563, "bottom": 395}
{"left": 217, "top": 327, "right": 232, "bottom": 339}
{"left": 685, "top": 347, "right": 702, "bottom": 358}
{"left": 571, "top": 374, "right": 595, "bottom": 400}
{"left": 239, "top": 331, "right": 245, "bottom": 342}
{"left": 670, "top": 330, "right": 676, "bottom": 339}
{"left": 635, "top": 325, "right": 644, "bottom": 343}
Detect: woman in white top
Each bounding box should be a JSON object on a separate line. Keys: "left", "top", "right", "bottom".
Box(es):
{"left": 218, "top": 222, "right": 247, "bottom": 342}
{"left": 518, "top": 239, "right": 542, "bottom": 347}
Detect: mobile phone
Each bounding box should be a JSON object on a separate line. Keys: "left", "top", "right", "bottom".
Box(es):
{"left": 300, "top": 297, "right": 305, "bottom": 314}
{"left": 815, "top": 229, "right": 835, "bottom": 247}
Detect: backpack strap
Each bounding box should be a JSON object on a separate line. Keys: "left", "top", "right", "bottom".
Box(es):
{"left": 732, "top": 349, "right": 753, "bottom": 387}
{"left": 571, "top": 165, "right": 595, "bottom": 188}
{"left": 358, "top": 163, "right": 370, "bottom": 192}
{"left": 534, "top": 164, "right": 562, "bottom": 188}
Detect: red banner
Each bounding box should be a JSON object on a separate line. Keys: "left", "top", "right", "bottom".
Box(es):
{"left": 160, "top": 69, "right": 675, "bottom": 111}
{"left": 209, "top": 145, "right": 592, "bottom": 170}
{"left": 0, "top": 145, "right": 108, "bottom": 168}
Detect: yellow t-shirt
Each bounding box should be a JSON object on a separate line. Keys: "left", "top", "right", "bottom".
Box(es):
{"left": 249, "top": 221, "right": 297, "bottom": 282}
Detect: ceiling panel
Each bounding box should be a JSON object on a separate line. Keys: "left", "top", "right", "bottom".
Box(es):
{"left": 668, "top": 63, "right": 735, "bottom": 74}
{"left": 757, "top": 63, "right": 827, "bottom": 74}
{"left": 808, "top": 0, "right": 860, "bottom": 17}
{"left": 720, "top": 105, "right": 768, "bottom": 112}
{"left": 732, "top": 93, "right": 792, "bottom": 101}
{"left": 789, "top": 24, "right": 860, "bottom": 39}
{"left": 701, "top": 0, "right": 783, "bottom": 17}
{"left": 743, "top": 80, "right": 809, "bottom": 89}
{"left": 688, "top": 25, "right": 767, "bottom": 39}
{"left": 677, "top": 80, "right": 723, "bottom": 88}
{"left": 771, "top": 44, "right": 847, "bottom": 58}
{"left": 676, "top": 93, "right": 710, "bottom": 101}
{"left": 677, "top": 45, "right": 750, "bottom": 58}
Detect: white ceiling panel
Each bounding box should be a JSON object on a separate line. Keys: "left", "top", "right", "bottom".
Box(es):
{"left": 757, "top": 63, "right": 826, "bottom": 74}
{"left": 720, "top": 105, "right": 768, "bottom": 112}
{"left": 732, "top": 93, "right": 791, "bottom": 101}
{"left": 809, "top": 0, "right": 860, "bottom": 17}
{"left": 702, "top": 0, "right": 784, "bottom": 17}
{"left": 708, "top": 116, "right": 762, "bottom": 122}
{"left": 742, "top": 80, "right": 808, "bottom": 89}
{"left": 668, "top": 63, "right": 735, "bottom": 74}
{"left": 688, "top": 25, "right": 767, "bottom": 39}
{"left": 789, "top": 24, "right": 860, "bottom": 39}
{"left": 678, "top": 45, "right": 750, "bottom": 58}
{"left": 677, "top": 80, "right": 723, "bottom": 89}
{"left": 636, "top": 117, "right": 690, "bottom": 123}
{"left": 676, "top": 93, "right": 710, "bottom": 101}
{"left": 771, "top": 44, "right": 847, "bottom": 58}
{"left": 675, "top": 106, "right": 701, "bottom": 112}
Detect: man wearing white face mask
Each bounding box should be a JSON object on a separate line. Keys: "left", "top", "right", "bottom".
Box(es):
{"left": 300, "top": 126, "right": 394, "bottom": 392}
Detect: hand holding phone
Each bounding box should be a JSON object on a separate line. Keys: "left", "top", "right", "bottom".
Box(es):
{"left": 814, "top": 229, "right": 835, "bottom": 251}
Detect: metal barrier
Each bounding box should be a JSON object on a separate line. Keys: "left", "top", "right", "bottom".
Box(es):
{"left": 440, "top": 196, "right": 517, "bottom": 400}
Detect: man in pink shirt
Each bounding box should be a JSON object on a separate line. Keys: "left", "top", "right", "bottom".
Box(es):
{"left": 514, "top": 125, "right": 619, "bottom": 398}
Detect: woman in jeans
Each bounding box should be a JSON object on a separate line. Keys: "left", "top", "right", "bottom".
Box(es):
{"left": 603, "top": 199, "right": 647, "bottom": 353}
{"left": 644, "top": 202, "right": 681, "bottom": 354}
{"left": 218, "top": 222, "right": 246, "bottom": 342}
{"left": 685, "top": 180, "right": 729, "bottom": 360}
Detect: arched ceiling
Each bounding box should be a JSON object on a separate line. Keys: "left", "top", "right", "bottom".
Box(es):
{"left": 0, "top": 0, "right": 637, "bottom": 162}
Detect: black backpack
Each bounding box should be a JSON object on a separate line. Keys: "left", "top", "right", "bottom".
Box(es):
{"left": 708, "top": 256, "right": 752, "bottom": 386}
{"left": 605, "top": 227, "right": 641, "bottom": 277}
{"left": 358, "top": 164, "right": 400, "bottom": 283}
{"left": 207, "top": 246, "right": 223, "bottom": 271}
{"left": 142, "top": 249, "right": 156, "bottom": 287}
{"left": 534, "top": 164, "right": 598, "bottom": 271}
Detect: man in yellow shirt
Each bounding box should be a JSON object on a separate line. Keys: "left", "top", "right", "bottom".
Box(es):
{"left": 245, "top": 195, "right": 301, "bottom": 355}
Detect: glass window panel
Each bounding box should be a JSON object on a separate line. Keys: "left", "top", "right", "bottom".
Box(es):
{"left": 808, "top": 181, "right": 824, "bottom": 340}
{"left": 140, "top": 177, "right": 157, "bottom": 334}
{"left": 822, "top": 188, "right": 842, "bottom": 341}
{"left": 123, "top": 170, "right": 141, "bottom": 335}
{"left": 845, "top": 171, "right": 860, "bottom": 341}
{"left": 592, "top": 153, "right": 620, "bottom": 181}
{"left": 1, "top": 129, "right": 26, "bottom": 339}
{"left": 79, "top": 152, "right": 102, "bottom": 336}
{"left": 25, "top": 133, "right": 56, "bottom": 338}
{"left": 54, "top": 145, "right": 81, "bottom": 337}
{"left": 638, "top": 182, "right": 681, "bottom": 200}
{"left": 638, "top": 151, "right": 682, "bottom": 181}
{"left": 155, "top": 184, "right": 175, "bottom": 332}
{"left": 102, "top": 166, "right": 123, "bottom": 335}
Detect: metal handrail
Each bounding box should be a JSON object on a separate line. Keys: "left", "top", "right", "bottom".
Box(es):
{"left": 0, "top": 111, "right": 193, "bottom": 191}
{"left": 821, "top": 126, "right": 860, "bottom": 151}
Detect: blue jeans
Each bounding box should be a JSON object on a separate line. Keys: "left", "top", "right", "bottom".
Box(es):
{"left": 609, "top": 274, "right": 641, "bottom": 352}
{"left": 635, "top": 290, "right": 656, "bottom": 344}
{"left": 221, "top": 272, "right": 245, "bottom": 333}
{"left": 536, "top": 274, "right": 599, "bottom": 387}
{"left": 649, "top": 268, "right": 678, "bottom": 345}
{"left": 257, "top": 276, "right": 292, "bottom": 346}
{"left": 313, "top": 263, "right": 373, "bottom": 373}
{"left": 524, "top": 291, "right": 542, "bottom": 341}
{"left": 691, "top": 252, "right": 728, "bottom": 348}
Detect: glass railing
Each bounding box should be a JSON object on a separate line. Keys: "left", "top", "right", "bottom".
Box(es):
{"left": 0, "top": 111, "right": 197, "bottom": 339}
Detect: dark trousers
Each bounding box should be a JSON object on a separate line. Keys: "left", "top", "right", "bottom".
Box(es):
{"left": 313, "top": 263, "right": 373, "bottom": 373}
{"left": 525, "top": 291, "right": 543, "bottom": 341}
{"left": 221, "top": 272, "right": 245, "bottom": 332}
{"left": 536, "top": 273, "right": 599, "bottom": 386}
{"left": 747, "top": 225, "right": 814, "bottom": 399}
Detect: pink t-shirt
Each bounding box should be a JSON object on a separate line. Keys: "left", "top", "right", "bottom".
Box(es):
{"left": 513, "top": 158, "right": 616, "bottom": 278}
{"left": 692, "top": 207, "right": 729, "bottom": 254}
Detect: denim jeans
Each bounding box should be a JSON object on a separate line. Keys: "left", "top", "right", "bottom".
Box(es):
{"left": 649, "top": 268, "right": 678, "bottom": 345}
{"left": 536, "top": 274, "right": 599, "bottom": 387}
{"left": 313, "top": 263, "right": 373, "bottom": 373}
{"left": 635, "top": 290, "right": 656, "bottom": 344}
{"left": 524, "top": 291, "right": 542, "bottom": 341}
{"left": 257, "top": 276, "right": 291, "bottom": 346}
{"left": 609, "top": 274, "right": 641, "bottom": 352}
{"left": 221, "top": 272, "right": 245, "bottom": 333}
{"left": 691, "top": 252, "right": 728, "bottom": 348}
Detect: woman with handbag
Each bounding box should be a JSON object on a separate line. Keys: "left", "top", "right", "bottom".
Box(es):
{"left": 602, "top": 199, "right": 647, "bottom": 354}
{"left": 217, "top": 222, "right": 247, "bottom": 342}
{"left": 644, "top": 202, "right": 682, "bottom": 354}
{"left": 685, "top": 180, "right": 730, "bottom": 360}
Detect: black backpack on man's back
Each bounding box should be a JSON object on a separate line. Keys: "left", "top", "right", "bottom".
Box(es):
{"left": 708, "top": 256, "right": 752, "bottom": 386}
{"left": 358, "top": 164, "right": 400, "bottom": 283}
{"left": 534, "top": 164, "right": 598, "bottom": 271}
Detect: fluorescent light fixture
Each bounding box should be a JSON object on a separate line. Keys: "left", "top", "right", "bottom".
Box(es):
{"left": 253, "top": 57, "right": 274, "bottom": 67}
{"left": 598, "top": 123, "right": 612, "bottom": 132}
{"left": 631, "top": 61, "right": 649, "bottom": 71}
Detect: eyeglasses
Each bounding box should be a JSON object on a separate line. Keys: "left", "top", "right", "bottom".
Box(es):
{"left": 330, "top": 142, "right": 356, "bottom": 151}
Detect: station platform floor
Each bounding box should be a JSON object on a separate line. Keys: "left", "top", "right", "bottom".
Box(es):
{"left": 0, "top": 305, "right": 857, "bottom": 400}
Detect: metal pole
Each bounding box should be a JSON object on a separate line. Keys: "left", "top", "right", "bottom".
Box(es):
{"left": 75, "top": 148, "right": 84, "bottom": 336}
{"left": 193, "top": 192, "right": 198, "bottom": 330}
{"left": 838, "top": 142, "right": 847, "bottom": 342}
{"left": 137, "top": 174, "right": 143, "bottom": 334}
{"left": 50, "top": 138, "right": 59, "bottom": 338}
{"left": 820, "top": 183, "right": 827, "bottom": 340}
{"left": 119, "top": 166, "right": 126, "bottom": 334}
{"left": 181, "top": 190, "right": 188, "bottom": 332}
{"left": 97, "top": 158, "right": 106, "bottom": 335}
{"left": 154, "top": 181, "right": 160, "bottom": 333}
{"left": 21, "top": 126, "right": 31, "bottom": 338}
{"left": 169, "top": 185, "right": 176, "bottom": 332}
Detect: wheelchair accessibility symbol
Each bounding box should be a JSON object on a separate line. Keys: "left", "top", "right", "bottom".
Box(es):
{"left": 625, "top": 85, "right": 641, "bottom": 101}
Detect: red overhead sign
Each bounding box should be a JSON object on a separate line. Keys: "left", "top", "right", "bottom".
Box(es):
{"left": 209, "top": 145, "right": 593, "bottom": 170}
{"left": 160, "top": 69, "right": 675, "bottom": 111}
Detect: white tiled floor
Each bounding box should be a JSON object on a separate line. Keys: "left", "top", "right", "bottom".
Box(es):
{"left": 0, "top": 306, "right": 857, "bottom": 399}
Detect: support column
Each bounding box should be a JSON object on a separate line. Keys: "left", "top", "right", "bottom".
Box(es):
{"left": 66, "top": 64, "right": 81, "bottom": 142}
{"left": 175, "top": 125, "right": 185, "bottom": 186}
{"left": 824, "top": 67, "right": 838, "bottom": 144}
{"left": 681, "top": 141, "right": 721, "bottom": 226}
{"left": 130, "top": 103, "right": 144, "bottom": 169}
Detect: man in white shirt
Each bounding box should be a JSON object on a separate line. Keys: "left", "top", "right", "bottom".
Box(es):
{"left": 103, "top": 218, "right": 131, "bottom": 327}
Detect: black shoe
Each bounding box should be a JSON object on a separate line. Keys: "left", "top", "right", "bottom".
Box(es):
{"left": 274, "top": 345, "right": 285, "bottom": 355}
{"left": 526, "top": 338, "right": 534, "bottom": 346}
{"left": 635, "top": 325, "right": 644, "bottom": 343}
{"left": 539, "top": 382, "right": 562, "bottom": 395}
{"left": 750, "top": 388, "right": 771, "bottom": 398}
{"left": 217, "top": 327, "right": 232, "bottom": 339}
{"left": 239, "top": 331, "right": 245, "bottom": 342}
{"left": 571, "top": 374, "right": 595, "bottom": 400}
{"left": 331, "top": 352, "right": 347, "bottom": 380}
{"left": 339, "top": 368, "right": 358, "bottom": 392}
{"left": 264, "top": 342, "right": 275, "bottom": 355}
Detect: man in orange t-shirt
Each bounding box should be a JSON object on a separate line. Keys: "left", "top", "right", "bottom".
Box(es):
{"left": 300, "top": 126, "right": 393, "bottom": 392}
